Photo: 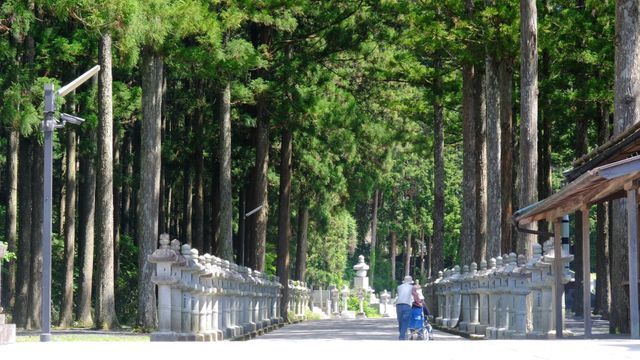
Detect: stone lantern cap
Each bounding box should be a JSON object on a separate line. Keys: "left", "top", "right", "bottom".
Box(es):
{"left": 353, "top": 255, "right": 369, "bottom": 277}
{"left": 148, "top": 234, "right": 179, "bottom": 264}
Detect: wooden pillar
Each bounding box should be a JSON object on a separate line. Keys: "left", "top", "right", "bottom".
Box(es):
{"left": 553, "top": 219, "right": 564, "bottom": 338}
{"left": 625, "top": 183, "right": 639, "bottom": 339}
{"left": 581, "top": 206, "right": 591, "bottom": 338}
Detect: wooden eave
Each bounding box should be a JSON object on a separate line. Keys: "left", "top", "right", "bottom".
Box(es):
{"left": 565, "top": 121, "right": 640, "bottom": 182}
{"left": 514, "top": 154, "right": 640, "bottom": 226}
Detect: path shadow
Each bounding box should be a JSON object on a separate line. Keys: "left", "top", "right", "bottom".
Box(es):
{"left": 253, "top": 318, "right": 460, "bottom": 341}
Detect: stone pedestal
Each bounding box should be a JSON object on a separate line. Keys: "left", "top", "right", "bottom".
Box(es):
{"left": 353, "top": 277, "right": 369, "bottom": 290}
{"left": 0, "top": 314, "right": 16, "bottom": 345}
{"left": 0, "top": 242, "right": 16, "bottom": 345}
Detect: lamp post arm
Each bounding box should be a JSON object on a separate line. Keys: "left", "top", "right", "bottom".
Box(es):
{"left": 57, "top": 65, "right": 100, "bottom": 97}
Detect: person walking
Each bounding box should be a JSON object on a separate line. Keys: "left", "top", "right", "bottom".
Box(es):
{"left": 396, "top": 275, "right": 414, "bottom": 340}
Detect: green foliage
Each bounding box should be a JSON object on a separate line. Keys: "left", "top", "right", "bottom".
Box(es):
{"left": 116, "top": 235, "right": 139, "bottom": 326}
{"left": 305, "top": 210, "right": 356, "bottom": 288}
{"left": 346, "top": 295, "right": 381, "bottom": 319}
{"left": 304, "top": 309, "right": 322, "bottom": 321}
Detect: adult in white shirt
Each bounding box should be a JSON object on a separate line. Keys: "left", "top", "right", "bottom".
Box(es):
{"left": 396, "top": 275, "right": 414, "bottom": 340}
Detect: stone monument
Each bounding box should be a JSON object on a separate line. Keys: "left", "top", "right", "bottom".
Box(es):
{"left": 0, "top": 242, "right": 16, "bottom": 345}
{"left": 353, "top": 255, "right": 370, "bottom": 290}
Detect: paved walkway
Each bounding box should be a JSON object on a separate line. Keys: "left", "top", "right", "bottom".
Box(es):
{"left": 3, "top": 318, "right": 639, "bottom": 360}
{"left": 254, "top": 317, "right": 460, "bottom": 341}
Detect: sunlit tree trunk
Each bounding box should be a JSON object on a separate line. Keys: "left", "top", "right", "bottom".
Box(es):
{"left": 277, "top": 129, "right": 292, "bottom": 319}
{"left": 486, "top": 45, "right": 501, "bottom": 260}
{"left": 370, "top": 190, "right": 379, "bottom": 287}
{"left": 295, "top": 202, "right": 309, "bottom": 281}
{"left": 474, "top": 69, "right": 487, "bottom": 264}
{"left": 59, "top": 129, "right": 77, "bottom": 328}
{"left": 218, "top": 81, "right": 233, "bottom": 261}
{"left": 595, "top": 103, "right": 611, "bottom": 318}
{"left": 137, "top": 47, "right": 163, "bottom": 330}
{"left": 76, "top": 130, "right": 96, "bottom": 327}
{"left": 4, "top": 131, "right": 18, "bottom": 310}
{"left": 499, "top": 60, "right": 514, "bottom": 254}
{"left": 610, "top": 0, "right": 640, "bottom": 334}
{"left": 95, "top": 33, "right": 118, "bottom": 329}
{"left": 15, "top": 137, "right": 33, "bottom": 328}
{"left": 391, "top": 231, "right": 397, "bottom": 284}
{"left": 433, "top": 84, "right": 445, "bottom": 276}
{"left": 518, "top": 0, "right": 539, "bottom": 258}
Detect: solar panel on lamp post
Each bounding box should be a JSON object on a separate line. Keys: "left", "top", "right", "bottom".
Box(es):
{"left": 40, "top": 65, "right": 100, "bottom": 343}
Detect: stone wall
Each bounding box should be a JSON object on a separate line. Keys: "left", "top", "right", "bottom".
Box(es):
{"left": 425, "top": 240, "right": 573, "bottom": 339}
{"left": 148, "top": 234, "right": 310, "bottom": 341}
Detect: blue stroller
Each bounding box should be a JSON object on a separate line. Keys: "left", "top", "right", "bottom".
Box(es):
{"left": 408, "top": 306, "right": 432, "bottom": 340}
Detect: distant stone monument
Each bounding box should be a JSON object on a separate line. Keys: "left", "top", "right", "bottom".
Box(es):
{"left": 353, "top": 255, "right": 370, "bottom": 290}
{"left": 0, "top": 242, "right": 16, "bottom": 345}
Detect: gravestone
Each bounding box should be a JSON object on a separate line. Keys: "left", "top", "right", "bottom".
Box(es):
{"left": 0, "top": 242, "right": 16, "bottom": 345}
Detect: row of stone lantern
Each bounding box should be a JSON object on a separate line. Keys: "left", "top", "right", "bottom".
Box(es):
{"left": 148, "top": 234, "right": 309, "bottom": 341}
{"left": 425, "top": 240, "right": 573, "bottom": 339}
{"left": 287, "top": 280, "right": 311, "bottom": 321}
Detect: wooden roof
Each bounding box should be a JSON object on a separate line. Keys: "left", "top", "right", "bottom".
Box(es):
{"left": 565, "top": 121, "right": 640, "bottom": 182}
{"left": 513, "top": 155, "right": 640, "bottom": 225}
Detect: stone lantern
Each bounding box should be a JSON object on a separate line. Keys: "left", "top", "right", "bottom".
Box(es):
{"left": 380, "top": 290, "right": 390, "bottom": 317}
{"left": 353, "top": 255, "right": 370, "bottom": 290}
{"left": 356, "top": 287, "right": 366, "bottom": 319}
{"left": 330, "top": 286, "right": 340, "bottom": 315}
{"left": 0, "top": 242, "right": 16, "bottom": 344}
{"left": 341, "top": 285, "right": 349, "bottom": 312}
{"left": 148, "top": 234, "right": 180, "bottom": 341}
{"left": 340, "top": 285, "right": 355, "bottom": 319}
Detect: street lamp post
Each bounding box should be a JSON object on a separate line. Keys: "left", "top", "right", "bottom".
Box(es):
{"left": 40, "top": 65, "right": 100, "bottom": 342}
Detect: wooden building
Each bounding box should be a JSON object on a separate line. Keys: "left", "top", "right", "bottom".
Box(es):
{"left": 513, "top": 122, "right": 640, "bottom": 339}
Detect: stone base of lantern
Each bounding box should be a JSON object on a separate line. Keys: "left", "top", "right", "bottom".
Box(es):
{"left": 355, "top": 312, "right": 367, "bottom": 319}
{"left": 0, "top": 315, "right": 16, "bottom": 345}
{"left": 475, "top": 324, "right": 488, "bottom": 335}
{"left": 225, "top": 325, "right": 243, "bottom": 339}
{"left": 243, "top": 322, "right": 257, "bottom": 335}
{"left": 526, "top": 331, "right": 549, "bottom": 339}
{"left": 466, "top": 322, "right": 478, "bottom": 333}
{"left": 504, "top": 330, "right": 522, "bottom": 339}
{"left": 150, "top": 331, "right": 179, "bottom": 342}
{"left": 458, "top": 321, "right": 468, "bottom": 332}
{"left": 545, "top": 329, "right": 574, "bottom": 338}
{"left": 341, "top": 310, "right": 356, "bottom": 319}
